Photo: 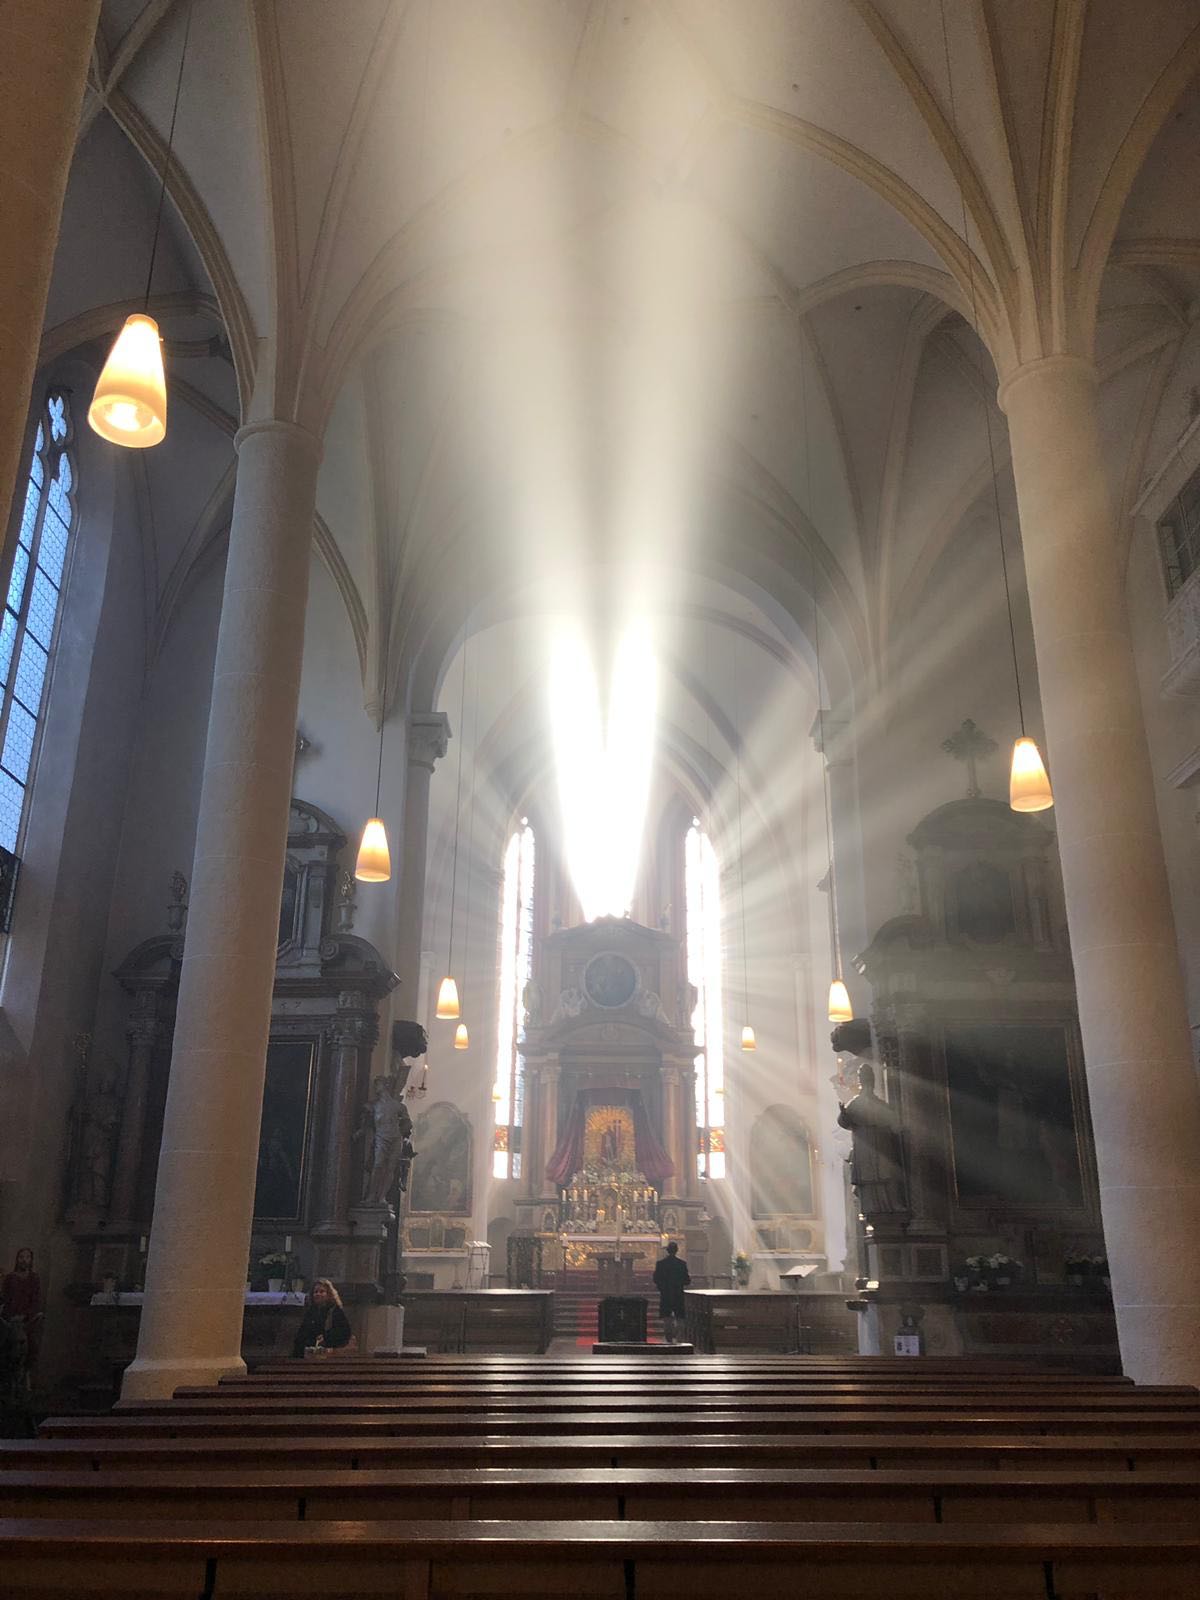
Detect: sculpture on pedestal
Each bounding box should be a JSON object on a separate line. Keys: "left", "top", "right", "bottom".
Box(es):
{"left": 358, "top": 1073, "right": 415, "bottom": 1206}
{"left": 836, "top": 1063, "right": 907, "bottom": 1217}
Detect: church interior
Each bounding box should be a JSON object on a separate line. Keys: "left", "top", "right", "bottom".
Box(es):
{"left": 3, "top": 0, "right": 1200, "bottom": 1591}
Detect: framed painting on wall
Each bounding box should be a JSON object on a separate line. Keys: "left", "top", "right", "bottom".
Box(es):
{"left": 253, "top": 1037, "right": 317, "bottom": 1222}
{"left": 943, "top": 1023, "right": 1086, "bottom": 1214}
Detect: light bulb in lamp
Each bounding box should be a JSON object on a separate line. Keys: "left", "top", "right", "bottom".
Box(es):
{"left": 828, "top": 979, "right": 853, "bottom": 1023}
{"left": 1009, "top": 736, "right": 1053, "bottom": 812}
{"left": 453, "top": 1023, "right": 469, "bottom": 1051}
{"left": 354, "top": 818, "right": 391, "bottom": 882}
{"left": 740, "top": 1025, "right": 757, "bottom": 1051}
{"left": 436, "top": 975, "right": 460, "bottom": 1020}
{"left": 88, "top": 314, "right": 167, "bottom": 447}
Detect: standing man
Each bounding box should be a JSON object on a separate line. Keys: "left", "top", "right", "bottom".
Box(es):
{"left": 653, "top": 1240, "right": 690, "bottom": 1344}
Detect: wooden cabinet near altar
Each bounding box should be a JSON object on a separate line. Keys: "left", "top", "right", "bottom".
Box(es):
{"left": 513, "top": 915, "right": 709, "bottom": 1279}
{"left": 68, "top": 799, "right": 398, "bottom": 1305}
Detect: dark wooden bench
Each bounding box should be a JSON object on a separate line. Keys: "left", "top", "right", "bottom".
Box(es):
{"left": 4, "top": 1464, "right": 1200, "bottom": 1526}
{"left": 40, "top": 1406, "right": 1200, "bottom": 1441}
{"left": 7, "top": 1430, "right": 1199, "bottom": 1472}
{"left": 1, "top": 1516, "right": 1197, "bottom": 1597}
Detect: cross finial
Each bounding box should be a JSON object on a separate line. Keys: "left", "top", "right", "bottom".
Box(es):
{"left": 941, "top": 718, "right": 997, "bottom": 798}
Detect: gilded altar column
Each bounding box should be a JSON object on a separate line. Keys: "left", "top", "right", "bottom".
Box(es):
{"left": 0, "top": 1, "right": 98, "bottom": 531}
{"left": 660, "top": 1063, "right": 683, "bottom": 1201}
{"left": 537, "top": 1059, "right": 561, "bottom": 1199}
{"left": 394, "top": 713, "right": 451, "bottom": 1015}
{"left": 122, "top": 418, "right": 321, "bottom": 1400}
{"left": 681, "top": 1065, "right": 700, "bottom": 1199}
{"left": 1000, "top": 354, "right": 1200, "bottom": 1385}
{"left": 107, "top": 992, "right": 160, "bottom": 1229}
{"left": 315, "top": 990, "right": 377, "bottom": 1230}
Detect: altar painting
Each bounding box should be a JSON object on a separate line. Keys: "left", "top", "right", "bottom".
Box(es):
{"left": 253, "top": 1038, "right": 316, "bottom": 1222}
{"left": 585, "top": 1105, "right": 635, "bottom": 1169}
{"left": 410, "top": 1102, "right": 472, "bottom": 1215}
{"left": 944, "top": 1024, "right": 1084, "bottom": 1212}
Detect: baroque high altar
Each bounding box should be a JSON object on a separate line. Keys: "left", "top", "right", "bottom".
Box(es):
{"left": 514, "top": 916, "right": 709, "bottom": 1280}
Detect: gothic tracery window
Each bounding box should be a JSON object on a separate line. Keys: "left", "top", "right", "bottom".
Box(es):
{"left": 686, "top": 821, "right": 725, "bottom": 1179}
{"left": 0, "top": 392, "right": 77, "bottom": 857}
{"left": 494, "top": 821, "right": 535, "bottom": 1179}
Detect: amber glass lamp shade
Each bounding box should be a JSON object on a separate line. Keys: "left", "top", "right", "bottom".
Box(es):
{"left": 740, "top": 1024, "right": 757, "bottom": 1051}
{"left": 436, "top": 975, "right": 461, "bottom": 1020}
{"left": 354, "top": 817, "right": 391, "bottom": 882}
{"left": 453, "top": 1023, "right": 469, "bottom": 1050}
{"left": 1009, "top": 736, "right": 1053, "bottom": 812}
{"left": 88, "top": 314, "right": 168, "bottom": 447}
{"left": 828, "top": 979, "right": 852, "bottom": 1023}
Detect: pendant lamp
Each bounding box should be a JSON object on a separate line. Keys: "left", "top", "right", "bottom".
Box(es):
{"left": 828, "top": 979, "right": 853, "bottom": 1024}
{"left": 89, "top": 3, "right": 192, "bottom": 448}
{"left": 454, "top": 1022, "right": 470, "bottom": 1050}
{"left": 436, "top": 975, "right": 461, "bottom": 1020}
{"left": 939, "top": 0, "right": 1052, "bottom": 817}
{"left": 355, "top": 716, "right": 391, "bottom": 882}
{"left": 1009, "top": 735, "right": 1054, "bottom": 813}
{"left": 740, "top": 1025, "right": 757, "bottom": 1052}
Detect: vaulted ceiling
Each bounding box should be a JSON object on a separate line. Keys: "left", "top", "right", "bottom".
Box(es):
{"left": 48, "top": 1, "right": 1200, "bottom": 776}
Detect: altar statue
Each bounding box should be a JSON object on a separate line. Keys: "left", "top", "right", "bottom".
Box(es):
{"left": 358, "top": 1073, "right": 415, "bottom": 1206}
{"left": 837, "top": 1063, "right": 907, "bottom": 1216}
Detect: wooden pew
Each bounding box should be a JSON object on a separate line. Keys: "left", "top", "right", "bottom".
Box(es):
{"left": 6, "top": 1430, "right": 1199, "bottom": 1473}
{"left": 3, "top": 1463, "right": 1200, "bottom": 1526}
{"left": 2, "top": 1516, "right": 1198, "bottom": 1598}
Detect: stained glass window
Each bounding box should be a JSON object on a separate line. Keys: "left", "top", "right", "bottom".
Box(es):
{"left": 686, "top": 822, "right": 726, "bottom": 1179}
{"left": 493, "top": 823, "right": 535, "bottom": 1179}
{"left": 0, "top": 392, "right": 77, "bottom": 855}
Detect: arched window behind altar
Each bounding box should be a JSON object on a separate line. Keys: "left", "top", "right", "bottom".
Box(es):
{"left": 685, "top": 821, "right": 725, "bottom": 1178}
{"left": 493, "top": 822, "right": 535, "bottom": 1179}
{"left": 0, "top": 392, "right": 77, "bottom": 862}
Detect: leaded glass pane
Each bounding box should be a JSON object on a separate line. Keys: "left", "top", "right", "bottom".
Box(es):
{"left": 7, "top": 546, "right": 29, "bottom": 615}
{"left": 19, "top": 480, "right": 41, "bottom": 551}
{"left": 47, "top": 458, "right": 72, "bottom": 528}
{"left": 3, "top": 700, "right": 36, "bottom": 784}
{"left": 0, "top": 770, "right": 24, "bottom": 853}
{"left": 38, "top": 506, "right": 69, "bottom": 586}
{"left": 48, "top": 394, "right": 67, "bottom": 442}
{"left": 30, "top": 425, "right": 44, "bottom": 486}
{"left": 13, "top": 632, "right": 46, "bottom": 716}
{"left": 0, "top": 612, "right": 16, "bottom": 690}
{"left": 26, "top": 569, "right": 59, "bottom": 649}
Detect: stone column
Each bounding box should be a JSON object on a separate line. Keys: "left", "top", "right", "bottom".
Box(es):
{"left": 394, "top": 712, "right": 450, "bottom": 1015}
{"left": 122, "top": 419, "right": 321, "bottom": 1400}
{"left": 0, "top": 1, "right": 99, "bottom": 527}
{"left": 999, "top": 354, "right": 1200, "bottom": 1385}
{"left": 108, "top": 992, "right": 160, "bottom": 1227}
{"left": 811, "top": 712, "right": 867, "bottom": 978}
{"left": 538, "top": 1059, "right": 560, "bottom": 1199}
{"left": 314, "top": 990, "right": 377, "bottom": 1231}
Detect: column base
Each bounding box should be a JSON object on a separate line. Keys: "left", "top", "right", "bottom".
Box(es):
{"left": 119, "top": 1353, "right": 247, "bottom": 1403}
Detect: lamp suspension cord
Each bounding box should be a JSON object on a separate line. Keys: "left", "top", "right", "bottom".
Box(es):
{"left": 801, "top": 341, "right": 843, "bottom": 983}
{"left": 460, "top": 599, "right": 482, "bottom": 996}
{"left": 732, "top": 628, "right": 750, "bottom": 1022}
{"left": 446, "top": 596, "right": 470, "bottom": 976}
{"left": 937, "top": 0, "right": 1026, "bottom": 737}
{"left": 373, "top": 711, "right": 385, "bottom": 817}
{"left": 143, "top": 0, "right": 194, "bottom": 312}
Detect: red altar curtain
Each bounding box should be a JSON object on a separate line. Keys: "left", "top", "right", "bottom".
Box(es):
{"left": 545, "top": 1088, "right": 675, "bottom": 1188}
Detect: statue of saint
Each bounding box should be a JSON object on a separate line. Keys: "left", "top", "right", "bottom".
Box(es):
{"left": 78, "top": 1072, "right": 122, "bottom": 1209}
{"left": 836, "top": 1063, "right": 907, "bottom": 1217}
{"left": 358, "top": 1073, "right": 415, "bottom": 1206}
{"left": 521, "top": 980, "right": 543, "bottom": 1027}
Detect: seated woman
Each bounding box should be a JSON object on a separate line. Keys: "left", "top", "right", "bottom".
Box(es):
{"left": 290, "top": 1278, "right": 353, "bottom": 1358}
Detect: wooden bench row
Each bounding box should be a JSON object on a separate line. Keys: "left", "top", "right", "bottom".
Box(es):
{"left": 3, "top": 1464, "right": 1200, "bottom": 1526}
{"left": 2, "top": 1516, "right": 1197, "bottom": 1598}
{"left": 40, "top": 1407, "right": 1200, "bottom": 1440}
{"left": 7, "top": 1430, "right": 1199, "bottom": 1471}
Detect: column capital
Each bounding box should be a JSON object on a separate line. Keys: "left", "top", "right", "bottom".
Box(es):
{"left": 809, "top": 709, "right": 854, "bottom": 767}
{"left": 996, "top": 353, "right": 1097, "bottom": 415}
{"left": 407, "top": 711, "right": 451, "bottom": 772}
{"left": 234, "top": 417, "right": 324, "bottom": 462}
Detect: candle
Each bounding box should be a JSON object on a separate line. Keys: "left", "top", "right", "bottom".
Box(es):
{"left": 284, "top": 1235, "right": 292, "bottom": 1253}
{"left": 138, "top": 1236, "right": 147, "bottom": 1253}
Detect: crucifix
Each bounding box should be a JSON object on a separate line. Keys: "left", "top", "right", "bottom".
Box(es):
{"left": 941, "top": 719, "right": 997, "bottom": 799}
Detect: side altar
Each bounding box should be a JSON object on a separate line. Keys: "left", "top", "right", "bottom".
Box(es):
{"left": 511, "top": 916, "right": 709, "bottom": 1279}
